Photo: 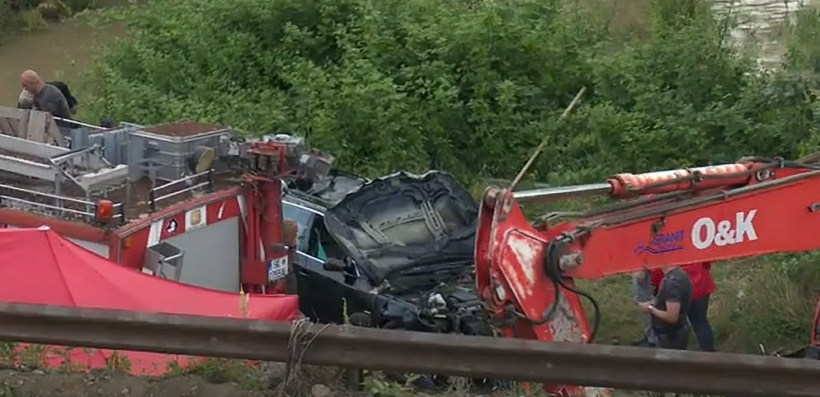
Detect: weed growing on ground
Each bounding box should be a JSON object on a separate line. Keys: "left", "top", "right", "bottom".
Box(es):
{"left": 0, "top": 385, "right": 16, "bottom": 397}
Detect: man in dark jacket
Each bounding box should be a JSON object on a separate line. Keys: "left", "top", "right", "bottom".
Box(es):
{"left": 639, "top": 266, "right": 693, "bottom": 350}
{"left": 18, "top": 78, "right": 78, "bottom": 115}
{"left": 651, "top": 262, "right": 717, "bottom": 351}
{"left": 18, "top": 71, "right": 81, "bottom": 134}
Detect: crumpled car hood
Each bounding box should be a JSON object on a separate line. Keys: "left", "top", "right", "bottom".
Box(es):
{"left": 324, "top": 171, "right": 478, "bottom": 280}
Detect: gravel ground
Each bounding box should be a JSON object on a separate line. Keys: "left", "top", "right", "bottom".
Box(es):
{"left": 0, "top": 364, "right": 358, "bottom": 397}
{"left": 0, "top": 368, "right": 520, "bottom": 397}
{"left": 0, "top": 368, "right": 666, "bottom": 397}
{"left": 0, "top": 369, "right": 270, "bottom": 397}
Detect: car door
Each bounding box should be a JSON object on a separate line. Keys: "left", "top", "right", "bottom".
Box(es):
{"left": 284, "top": 200, "right": 373, "bottom": 324}
{"left": 282, "top": 201, "right": 325, "bottom": 318}
{"left": 299, "top": 215, "right": 361, "bottom": 323}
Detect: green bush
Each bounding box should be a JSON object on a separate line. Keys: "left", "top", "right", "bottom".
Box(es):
{"left": 0, "top": 0, "right": 12, "bottom": 39}
{"left": 84, "top": 0, "right": 820, "bottom": 351}
{"left": 84, "top": 0, "right": 819, "bottom": 181}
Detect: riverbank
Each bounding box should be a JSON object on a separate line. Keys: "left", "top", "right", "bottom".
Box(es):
{"left": 0, "top": 2, "right": 126, "bottom": 107}
{"left": 0, "top": 0, "right": 101, "bottom": 38}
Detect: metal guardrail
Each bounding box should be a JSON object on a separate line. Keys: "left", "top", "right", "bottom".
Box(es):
{"left": 53, "top": 116, "right": 109, "bottom": 131}
{"left": 0, "top": 302, "right": 819, "bottom": 396}
{"left": 0, "top": 183, "right": 124, "bottom": 223}
{"left": 147, "top": 169, "right": 215, "bottom": 212}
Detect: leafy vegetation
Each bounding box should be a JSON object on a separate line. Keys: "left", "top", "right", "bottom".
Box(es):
{"left": 81, "top": 0, "right": 820, "bottom": 354}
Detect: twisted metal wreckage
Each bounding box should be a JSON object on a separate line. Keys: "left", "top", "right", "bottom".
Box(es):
{"left": 3, "top": 104, "right": 820, "bottom": 396}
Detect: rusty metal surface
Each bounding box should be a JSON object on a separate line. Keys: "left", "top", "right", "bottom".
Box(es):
{"left": 0, "top": 302, "right": 819, "bottom": 396}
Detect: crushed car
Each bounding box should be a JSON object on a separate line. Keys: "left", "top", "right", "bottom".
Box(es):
{"left": 282, "top": 170, "right": 491, "bottom": 336}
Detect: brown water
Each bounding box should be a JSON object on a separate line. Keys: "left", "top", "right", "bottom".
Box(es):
{"left": 0, "top": 14, "right": 123, "bottom": 107}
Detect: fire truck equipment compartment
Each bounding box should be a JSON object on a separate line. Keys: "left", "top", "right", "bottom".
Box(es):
{"left": 128, "top": 122, "right": 231, "bottom": 182}
{"left": 144, "top": 241, "right": 185, "bottom": 281}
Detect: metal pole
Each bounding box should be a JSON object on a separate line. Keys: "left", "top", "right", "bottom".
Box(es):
{"left": 509, "top": 87, "right": 586, "bottom": 190}
{"left": 512, "top": 183, "right": 612, "bottom": 204}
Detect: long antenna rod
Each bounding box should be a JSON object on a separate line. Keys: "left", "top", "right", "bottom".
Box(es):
{"left": 509, "top": 87, "right": 587, "bottom": 190}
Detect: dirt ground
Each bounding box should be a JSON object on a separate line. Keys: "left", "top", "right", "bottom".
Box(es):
{"left": 0, "top": 368, "right": 501, "bottom": 397}
{"left": 0, "top": 370, "right": 271, "bottom": 397}
{"left": 0, "top": 364, "right": 377, "bottom": 397}
{"left": 0, "top": 368, "right": 676, "bottom": 397}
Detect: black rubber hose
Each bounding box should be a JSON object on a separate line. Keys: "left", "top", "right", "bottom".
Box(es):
{"left": 518, "top": 244, "right": 561, "bottom": 326}
{"left": 514, "top": 241, "right": 570, "bottom": 327}
{"left": 544, "top": 239, "right": 601, "bottom": 343}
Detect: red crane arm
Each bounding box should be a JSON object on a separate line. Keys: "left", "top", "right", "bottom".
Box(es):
{"left": 557, "top": 171, "right": 820, "bottom": 279}
{"left": 474, "top": 158, "right": 820, "bottom": 397}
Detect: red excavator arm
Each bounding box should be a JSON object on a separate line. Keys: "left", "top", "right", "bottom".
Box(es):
{"left": 475, "top": 157, "right": 820, "bottom": 396}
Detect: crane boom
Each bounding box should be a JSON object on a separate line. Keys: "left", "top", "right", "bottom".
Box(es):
{"left": 475, "top": 157, "right": 820, "bottom": 397}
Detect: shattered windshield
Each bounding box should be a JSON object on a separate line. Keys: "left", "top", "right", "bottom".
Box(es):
{"left": 324, "top": 171, "right": 478, "bottom": 278}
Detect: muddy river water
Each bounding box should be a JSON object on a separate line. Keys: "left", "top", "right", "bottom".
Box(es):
{"left": 0, "top": 0, "right": 816, "bottom": 110}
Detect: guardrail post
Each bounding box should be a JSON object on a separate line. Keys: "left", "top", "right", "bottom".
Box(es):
{"left": 344, "top": 367, "right": 364, "bottom": 391}
{"left": 148, "top": 189, "right": 156, "bottom": 213}
{"left": 344, "top": 314, "right": 369, "bottom": 391}
{"left": 207, "top": 169, "right": 214, "bottom": 192}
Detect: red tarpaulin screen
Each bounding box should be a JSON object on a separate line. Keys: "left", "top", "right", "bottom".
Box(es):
{"left": 0, "top": 227, "right": 301, "bottom": 374}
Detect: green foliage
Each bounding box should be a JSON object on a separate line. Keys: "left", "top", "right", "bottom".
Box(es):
{"left": 18, "top": 8, "right": 47, "bottom": 31}
{"left": 84, "top": 0, "right": 819, "bottom": 184}
{"left": 84, "top": 0, "right": 820, "bottom": 351}
{"left": 0, "top": 0, "right": 12, "bottom": 39}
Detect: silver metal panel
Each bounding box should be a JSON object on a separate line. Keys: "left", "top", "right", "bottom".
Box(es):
{"left": 2, "top": 226, "right": 109, "bottom": 258}
{"left": 75, "top": 164, "right": 129, "bottom": 191}
{"left": 127, "top": 134, "right": 148, "bottom": 181}
{"left": 144, "top": 241, "right": 185, "bottom": 281}
{"left": 67, "top": 238, "right": 110, "bottom": 258}
{"left": 163, "top": 218, "right": 240, "bottom": 293}
{"left": 0, "top": 134, "right": 69, "bottom": 158}
{"left": 0, "top": 155, "right": 57, "bottom": 181}
{"left": 147, "top": 136, "right": 225, "bottom": 182}
{"left": 88, "top": 127, "right": 131, "bottom": 166}
{"left": 126, "top": 127, "right": 230, "bottom": 182}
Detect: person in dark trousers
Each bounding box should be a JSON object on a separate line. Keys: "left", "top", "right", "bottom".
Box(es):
{"left": 683, "top": 262, "right": 717, "bottom": 351}
{"left": 651, "top": 263, "right": 717, "bottom": 351}
{"left": 639, "top": 266, "right": 693, "bottom": 350}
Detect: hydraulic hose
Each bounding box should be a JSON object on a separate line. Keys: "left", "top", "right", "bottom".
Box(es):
{"left": 543, "top": 239, "right": 601, "bottom": 343}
